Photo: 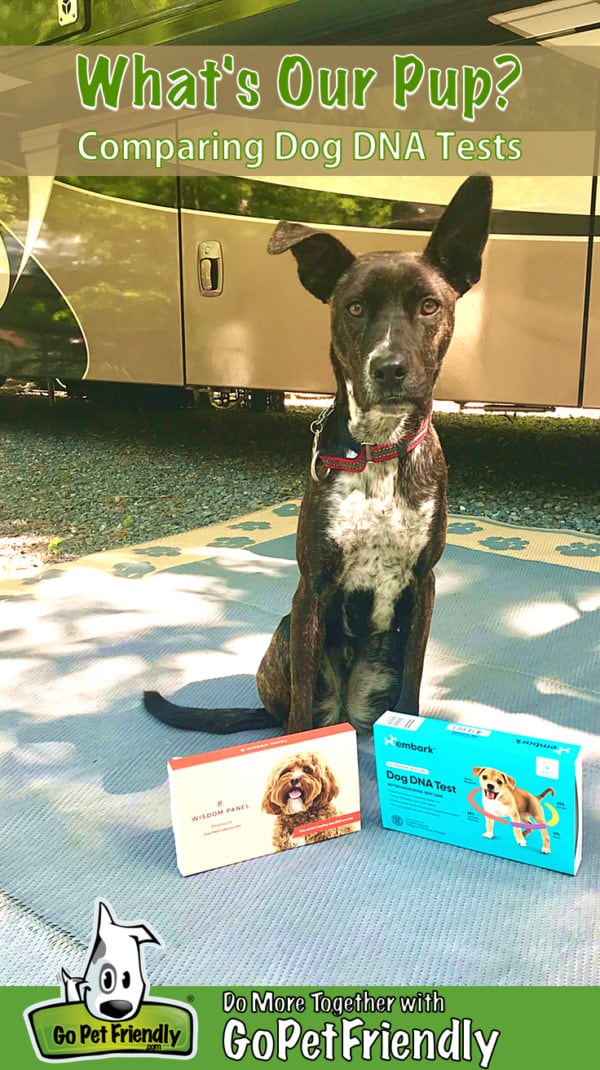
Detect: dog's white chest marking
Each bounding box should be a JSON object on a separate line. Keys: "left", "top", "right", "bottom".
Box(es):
{"left": 327, "top": 463, "right": 435, "bottom": 632}
{"left": 483, "top": 794, "right": 504, "bottom": 816}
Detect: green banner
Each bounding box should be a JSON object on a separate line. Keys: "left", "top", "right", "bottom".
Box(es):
{"left": 26, "top": 998, "right": 195, "bottom": 1060}
{"left": 4, "top": 985, "right": 596, "bottom": 1068}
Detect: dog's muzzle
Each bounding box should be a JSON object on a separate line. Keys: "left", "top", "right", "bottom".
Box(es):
{"left": 99, "top": 1000, "right": 134, "bottom": 1019}
{"left": 370, "top": 353, "right": 407, "bottom": 400}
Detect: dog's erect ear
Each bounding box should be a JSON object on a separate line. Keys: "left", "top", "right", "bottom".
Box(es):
{"left": 268, "top": 221, "right": 355, "bottom": 303}
{"left": 126, "top": 923, "right": 160, "bottom": 947}
{"left": 96, "top": 900, "right": 115, "bottom": 940}
{"left": 61, "top": 968, "right": 86, "bottom": 1003}
{"left": 424, "top": 175, "right": 492, "bottom": 296}
{"left": 472, "top": 767, "right": 484, "bottom": 778}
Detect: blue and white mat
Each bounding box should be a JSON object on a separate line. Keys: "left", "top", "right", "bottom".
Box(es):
{"left": 0, "top": 504, "right": 598, "bottom": 987}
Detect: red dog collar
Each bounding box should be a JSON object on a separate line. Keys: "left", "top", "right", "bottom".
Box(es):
{"left": 311, "top": 409, "right": 431, "bottom": 480}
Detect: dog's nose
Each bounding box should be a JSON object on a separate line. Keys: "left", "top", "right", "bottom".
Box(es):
{"left": 370, "top": 355, "right": 407, "bottom": 390}
{"left": 99, "top": 1000, "right": 134, "bottom": 1019}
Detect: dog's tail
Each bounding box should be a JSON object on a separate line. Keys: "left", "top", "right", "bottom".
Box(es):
{"left": 522, "top": 786, "right": 556, "bottom": 836}
{"left": 143, "top": 691, "right": 278, "bottom": 734}
{"left": 537, "top": 787, "right": 555, "bottom": 801}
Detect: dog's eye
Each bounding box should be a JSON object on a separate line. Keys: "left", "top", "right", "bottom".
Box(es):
{"left": 122, "top": 971, "right": 131, "bottom": 989}
{"left": 279, "top": 767, "right": 291, "bottom": 778}
{"left": 347, "top": 300, "right": 364, "bottom": 317}
{"left": 420, "top": 297, "right": 440, "bottom": 316}
{"left": 99, "top": 965, "right": 116, "bottom": 993}
{"left": 481, "top": 775, "right": 487, "bottom": 781}
{"left": 302, "top": 766, "right": 313, "bottom": 774}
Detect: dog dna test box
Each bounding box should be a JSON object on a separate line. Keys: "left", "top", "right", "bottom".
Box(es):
{"left": 373, "top": 713, "right": 582, "bottom": 875}
{"left": 168, "top": 723, "right": 360, "bottom": 875}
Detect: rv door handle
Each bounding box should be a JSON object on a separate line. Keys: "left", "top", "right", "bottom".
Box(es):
{"left": 198, "top": 241, "right": 223, "bottom": 296}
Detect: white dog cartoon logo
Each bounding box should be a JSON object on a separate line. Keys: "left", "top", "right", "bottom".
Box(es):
{"left": 61, "top": 899, "right": 161, "bottom": 1022}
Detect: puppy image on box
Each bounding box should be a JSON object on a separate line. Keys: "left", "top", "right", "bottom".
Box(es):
{"left": 473, "top": 766, "right": 555, "bottom": 854}
{"left": 262, "top": 750, "right": 357, "bottom": 851}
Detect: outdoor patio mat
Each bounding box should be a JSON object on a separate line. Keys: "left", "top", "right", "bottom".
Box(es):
{"left": 0, "top": 503, "right": 598, "bottom": 987}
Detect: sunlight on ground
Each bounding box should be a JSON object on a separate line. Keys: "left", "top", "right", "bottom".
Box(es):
{"left": 536, "top": 677, "right": 599, "bottom": 705}
{"left": 422, "top": 638, "right": 468, "bottom": 686}
{"left": 205, "top": 548, "right": 297, "bottom": 577}
{"left": 287, "top": 394, "right": 600, "bottom": 419}
{"left": 14, "top": 741, "right": 76, "bottom": 766}
{"left": 22, "top": 775, "right": 170, "bottom": 835}
{"left": 157, "top": 635, "right": 273, "bottom": 688}
{"left": 577, "top": 590, "right": 600, "bottom": 613}
{"left": 0, "top": 731, "right": 15, "bottom": 758}
{"left": 3, "top": 656, "right": 149, "bottom": 718}
{"left": 0, "top": 533, "right": 50, "bottom": 578}
{"left": 429, "top": 697, "right": 600, "bottom": 756}
{"left": 434, "top": 566, "right": 479, "bottom": 597}
{"left": 225, "top": 632, "right": 274, "bottom": 660}
{"left": 504, "top": 601, "right": 580, "bottom": 637}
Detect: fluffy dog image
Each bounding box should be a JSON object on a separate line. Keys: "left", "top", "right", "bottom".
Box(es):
{"left": 473, "top": 766, "right": 555, "bottom": 854}
{"left": 262, "top": 750, "right": 356, "bottom": 851}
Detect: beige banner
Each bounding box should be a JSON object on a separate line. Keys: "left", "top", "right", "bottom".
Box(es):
{"left": 0, "top": 45, "right": 597, "bottom": 176}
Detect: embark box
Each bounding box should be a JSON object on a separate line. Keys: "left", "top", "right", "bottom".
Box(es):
{"left": 373, "top": 713, "right": 582, "bottom": 875}
{"left": 168, "top": 724, "right": 360, "bottom": 875}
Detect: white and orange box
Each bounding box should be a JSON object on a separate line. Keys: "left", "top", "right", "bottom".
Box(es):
{"left": 168, "top": 724, "right": 361, "bottom": 875}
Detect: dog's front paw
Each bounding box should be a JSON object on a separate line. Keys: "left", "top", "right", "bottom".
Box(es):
{"left": 542, "top": 846, "right": 550, "bottom": 854}
{"left": 482, "top": 832, "right": 493, "bottom": 839}
{"left": 517, "top": 840, "right": 527, "bottom": 848}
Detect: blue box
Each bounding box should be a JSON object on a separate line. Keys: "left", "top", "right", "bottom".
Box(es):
{"left": 373, "top": 713, "right": 582, "bottom": 875}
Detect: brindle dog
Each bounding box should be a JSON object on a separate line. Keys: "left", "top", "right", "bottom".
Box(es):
{"left": 144, "top": 175, "right": 492, "bottom": 735}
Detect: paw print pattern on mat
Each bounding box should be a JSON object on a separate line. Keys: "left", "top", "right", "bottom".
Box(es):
{"left": 555, "top": 541, "right": 600, "bottom": 558}
{"left": 133, "top": 546, "right": 181, "bottom": 557}
{"left": 272, "top": 503, "right": 300, "bottom": 517}
{"left": 447, "top": 522, "right": 484, "bottom": 535}
{"left": 112, "top": 561, "right": 156, "bottom": 578}
{"left": 22, "top": 570, "right": 63, "bottom": 586}
{"left": 478, "top": 537, "right": 529, "bottom": 552}
{"left": 207, "top": 536, "right": 256, "bottom": 548}
{"left": 228, "top": 521, "right": 272, "bottom": 530}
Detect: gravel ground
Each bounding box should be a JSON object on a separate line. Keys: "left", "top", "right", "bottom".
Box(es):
{"left": 0, "top": 390, "right": 598, "bottom": 576}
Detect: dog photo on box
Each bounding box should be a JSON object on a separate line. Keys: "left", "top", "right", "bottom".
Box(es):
{"left": 374, "top": 713, "right": 582, "bottom": 875}
{"left": 168, "top": 724, "right": 360, "bottom": 876}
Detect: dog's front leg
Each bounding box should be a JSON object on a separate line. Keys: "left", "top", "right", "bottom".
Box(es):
{"left": 397, "top": 571, "right": 436, "bottom": 716}
{"left": 510, "top": 810, "right": 527, "bottom": 847}
{"left": 288, "top": 576, "right": 326, "bottom": 734}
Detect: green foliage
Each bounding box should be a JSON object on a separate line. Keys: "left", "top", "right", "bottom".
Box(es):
{"left": 59, "top": 176, "right": 176, "bottom": 208}
{"left": 180, "top": 176, "right": 393, "bottom": 228}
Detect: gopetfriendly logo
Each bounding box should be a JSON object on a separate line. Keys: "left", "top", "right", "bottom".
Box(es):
{"left": 25, "top": 899, "right": 197, "bottom": 1061}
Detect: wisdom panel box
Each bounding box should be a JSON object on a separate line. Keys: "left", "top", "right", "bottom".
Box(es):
{"left": 374, "top": 713, "right": 582, "bottom": 874}
{"left": 168, "top": 723, "right": 360, "bottom": 875}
